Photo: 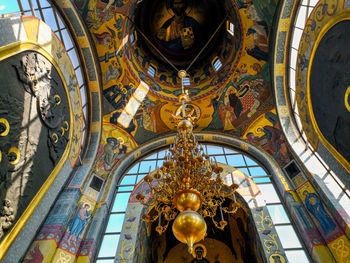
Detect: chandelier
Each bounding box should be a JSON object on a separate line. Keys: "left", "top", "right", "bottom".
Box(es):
{"left": 136, "top": 70, "right": 242, "bottom": 254}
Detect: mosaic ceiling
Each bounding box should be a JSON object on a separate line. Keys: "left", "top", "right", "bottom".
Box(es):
{"left": 73, "top": 0, "right": 290, "bottom": 174}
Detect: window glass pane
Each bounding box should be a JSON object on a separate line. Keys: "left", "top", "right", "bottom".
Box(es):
{"left": 120, "top": 175, "right": 136, "bottom": 185}
{"left": 258, "top": 184, "right": 281, "bottom": 203}
{"left": 80, "top": 85, "right": 87, "bottom": 107}
{"left": 68, "top": 49, "right": 80, "bottom": 69}
{"left": 213, "top": 59, "right": 222, "bottom": 71}
{"left": 229, "top": 22, "right": 234, "bottom": 32}
{"left": 144, "top": 153, "right": 157, "bottom": 160}
{"left": 307, "top": 6, "right": 313, "bottom": 17}
{"left": 96, "top": 260, "right": 115, "bottom": 263}
{"left": 238, "top": 167, "right": 250, "bottom": 176}
{"left": 42, "top": 8, "right": 57, "bottom": 31}
{"left": 55, "top": 30, "right": 62, "bottom": 41}
{"left": 147, "top": 66, "right": 156, "bottom": 77}
{"left": 98, "top": 234, "right": 119, "bottom": 257}
{"left": 295, "top": 6, "right": 307, "bottom": 29}
{"left": 139, "top": 160, "right": 157, "bottom": 172}
{"left": 20, "top": 0, "right": 31, "bottom": 11}
{"left": 39, "top": 0, "right": 51, "bottom": 8}
{"left": 267, "top": 204, "right": 290, "bottom": 224}
{"left": 136, "top": 173, "right": 147, "bottom": 183}
{"left": 118, "top": 186, "right": 134, "bottom": 191}
{"left": 0, "top": 1, "right": 20, "bottom": 14}
{"left": 252, "top": 177, "right": 271, "bottom": 183}
{"left": 223, "top": 148, "right": 237, "bottom": 154}
{"left": 32, "top": 0, "right": 39, "bottom": 9}
{"left": 249, "top": 167, "right": 267, "bottom": 176}
{"left": 183, "top": 77, "right": 190, "bottom": 86}
{"left": 158, "top": 150, "right": 167, "bottom": 158}
{"left": 206, "top": 145, "right": 223, "bottom": 155}
{"left": 34, "top": 10, "right": 42, "bottom": 20}
{"left": 290, "top": 48, "right": 298, "bottom": 70}
{"left": 130, "top": 33, "right": 135, "bottom": 43}
{"left": 75, "top": 67, "right": 84, "bottom": 87}
{"left": 56, "top": 11, "right": 65, "bottom": 29}
{"left": 275, "top": 225, "right": 302, "bottom": 248}
{"left": 106, "top": 214, "right": 125, "bottom": 233}
{"left": 157, "top": 159, "right": 165, "bottom": 168}
{"left": 81, "top": 130, "right": 86, "bottom": 149}
{"left": 112, "top": 193, "right": 131, "bottom": 212}
{"left": 243, "top": 156, "right": 257, "bottom": 166}
{"left": 292, "top": 27, "right": 303, "bottom": 50}
{"left": 61, "top": 28, "right": 74, "bottom": 49}
{"left": 339, "top": 194, "right": 350, "bottom": 217}
{"left": 309, "top": 0, "right": 319, "bottom": 6}
{"left": 285, "top": 250, "right": 310, "bottom": 263}
{"left": 127, "top": 163, "right": 139, "bottom": 174}
{"left": 290, "top": 67, "right": 296, "bottom": 88}
{"left": 214, "top": 155, "right": 226, "bottom": 165}
{"left": 226, "top": 154, "right": 245, "bottom": 167}
{"left": 290, "top": 79, "right": 296, "bottom": 105}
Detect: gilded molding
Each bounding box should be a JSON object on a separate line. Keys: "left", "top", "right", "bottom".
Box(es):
{"left": 0, "top": 41, "right": 74, "bottom": 260}
{"left": 306, "top": 9, "right": 350, "bottom": 173}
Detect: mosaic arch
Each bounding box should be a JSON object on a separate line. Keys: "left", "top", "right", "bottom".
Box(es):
{"left": 95, "top": 134, "right": 311, "bottom": 263}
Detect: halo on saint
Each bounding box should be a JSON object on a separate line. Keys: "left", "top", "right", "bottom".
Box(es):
{"left": 117, "top": 137, "right": 125, "bottom": 145}
{"left": 165, "top": 0, "right": 192, "bottom": 15}
{"left": 191, "top": 243, "right": 207, "bottom": 258}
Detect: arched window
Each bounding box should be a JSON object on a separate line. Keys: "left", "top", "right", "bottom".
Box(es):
{"left": 183, "top": 77, "right": 191, "bottom": 86}
{"left": 212, "top": 57, "right": 223, "bottom": 71}
{"left": 147, "top": 64, "right": 157, "bottom": 78}
{"left": 227, "top": 20, "right": 235, "bottom": 36}
{"left": 96, "top": 144, "right": 310, "bottom": 262}
{"left": 284, "top": 0, "right": 350, "bottom": 224}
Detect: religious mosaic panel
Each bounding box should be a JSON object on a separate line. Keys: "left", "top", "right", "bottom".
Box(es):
{"left": 309, "top": 16, "right": 350, "bottom": 164}
{"left": 243, "top": 109, "right": 292, "bottom": 167}
{"left": 73, "top": 0, "right": 277, "bottom": 146}
{"left": 94, "top": 122, "right": 138, "bottom": 179}
{"left": 0, "top": 51, "right": 70, "bottom": 241}
{"left": 295, "top": 0, "right": 343, "bottom": 149}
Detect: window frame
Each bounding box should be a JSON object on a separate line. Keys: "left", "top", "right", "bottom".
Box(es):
{"left": 95, "top": 144, "right": 311, "bottom": 262}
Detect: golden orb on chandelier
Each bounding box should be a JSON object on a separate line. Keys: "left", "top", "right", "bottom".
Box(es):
{"left": 172, "top": 209, "right": 207, "bottom": 254}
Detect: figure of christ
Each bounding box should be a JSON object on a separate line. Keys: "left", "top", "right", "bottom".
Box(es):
{"left": 157, "top": 0, "right": 200, "bottom": 51}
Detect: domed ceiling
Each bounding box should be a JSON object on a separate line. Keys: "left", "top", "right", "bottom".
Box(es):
{"left": 134, "top": 0, "right": 231, "bottom": 68}
{"left": 123, "top": 0, "right": 242, "bottom": 101}
{"left": 73, "top": 0, "right": 291, "bottom": 177}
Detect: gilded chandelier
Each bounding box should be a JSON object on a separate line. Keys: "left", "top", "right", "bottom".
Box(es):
{"left": 136, "top": 70, "right": 242, "bottom": 254}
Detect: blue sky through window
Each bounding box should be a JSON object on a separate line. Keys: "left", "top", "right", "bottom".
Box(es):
{"left": 0, "top": 1, "right": 19, "bottom": 14}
